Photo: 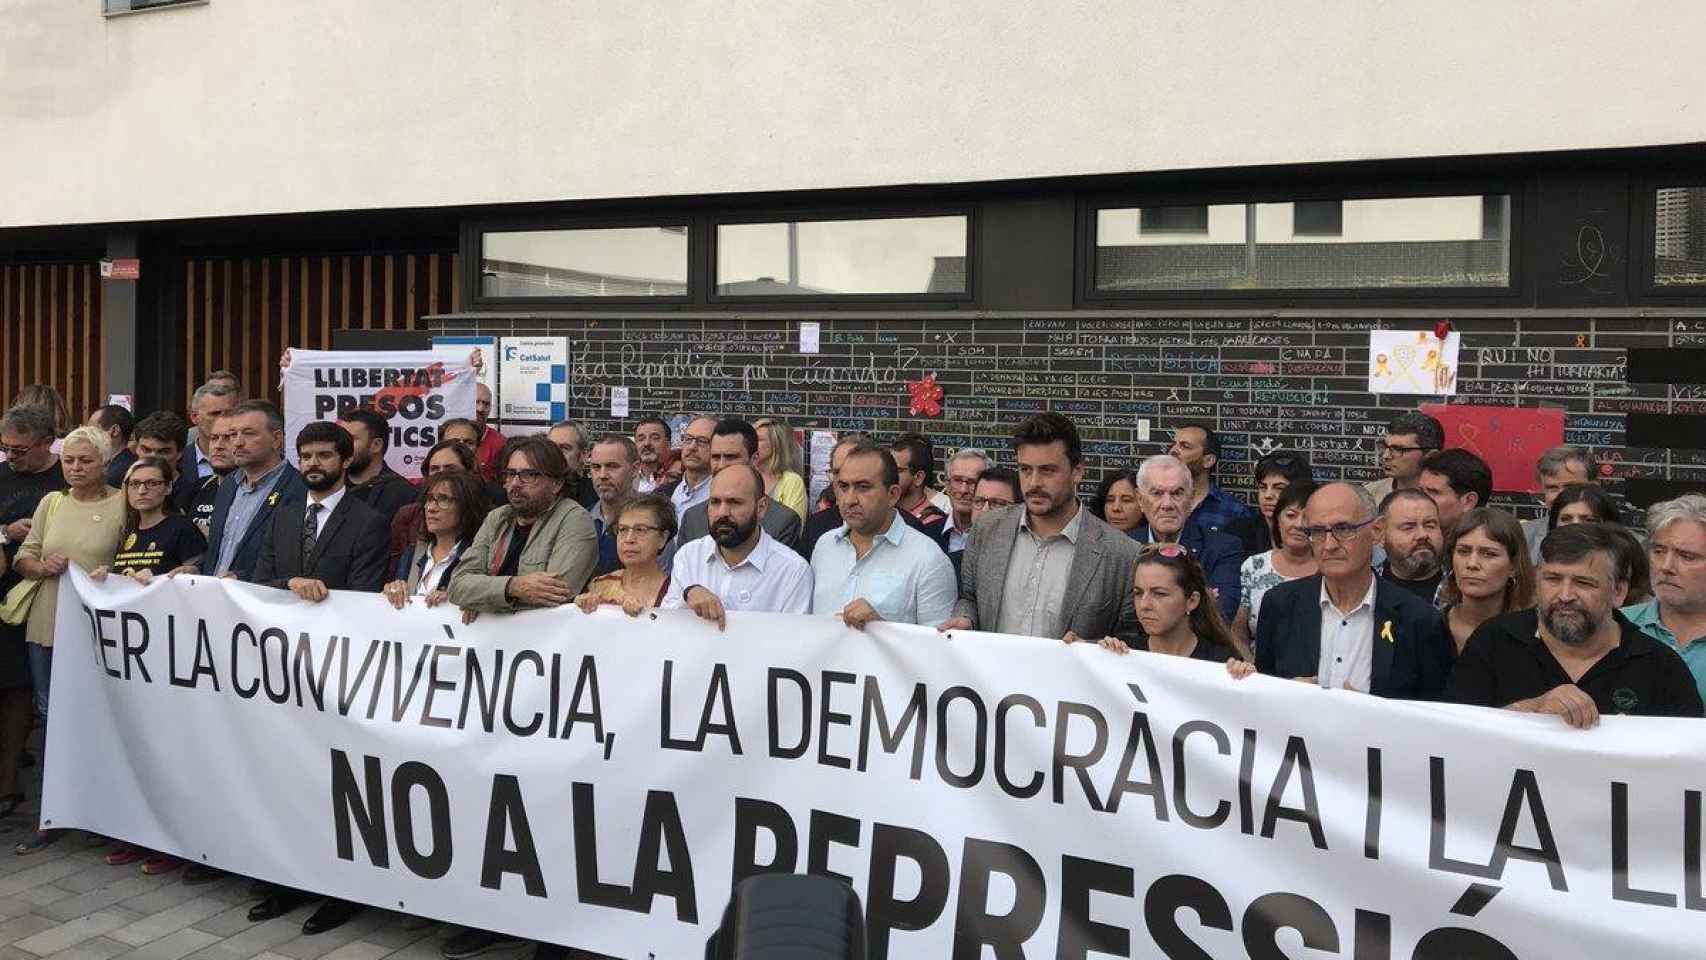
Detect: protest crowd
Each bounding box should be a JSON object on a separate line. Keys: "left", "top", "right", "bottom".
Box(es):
{"left": 0, "top": 352, "right": 1703, "bottom": 960}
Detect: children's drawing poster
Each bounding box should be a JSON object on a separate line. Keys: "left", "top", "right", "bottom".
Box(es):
{"left": 1368, "top": 329, "right": 1461, "bottom": 395}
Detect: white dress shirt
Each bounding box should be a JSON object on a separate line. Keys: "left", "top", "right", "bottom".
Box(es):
{"left": 1317, "top": 576, "right": 1377, "bottom": 692}
{"left": 670, "top": 474, "right": 711, "bottom": 519}
{"left": 810, "top": 512, "right": 958, "bottom": 626}
{"left": 663, "top": 530, "right": 813, "bottom": 614}
{"left": 305, "top": 485, "right": 346, "bottom": 526}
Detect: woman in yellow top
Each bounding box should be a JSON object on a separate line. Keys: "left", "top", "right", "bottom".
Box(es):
{"left": 754, "top": 418, "right": 807, "bottom": 521}
{"left": 12, "top": 425, "right": 124, "bottom": 855}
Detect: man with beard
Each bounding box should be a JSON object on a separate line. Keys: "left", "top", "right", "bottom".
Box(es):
{"left": 1255, "top": 483, "right": 1453, "bottom": 698}
{"left": 338, "top": 408, "right": 419, "bottom": 523}
{"left": 1378, "top": 490, "right": 1446, "bottom": 602}
{"left": 1129, "top": 454, "right": 1244, "bottom": 623}
{"left": 939, "top": 413, "right": 1139, "bottom": 642}
{"left": 1447, "top": 521, "right": 1702, "bottom": 725}
{"left": 666, "top": 463, "right": 812, "bottom": 628}
{"left": 587, "top": 434, "right": 639, "bottom": 576}
{"left": 810, "top": 441, "right": 956, "bottom": 628}
{"left": 1625, "top": 494, "right": 1706, "bottom": 702}
{"left": 252, "top": 421, "right": 389, "bottom": 599}
{"left": 667, "top": 419, "right": 801, "bottom": 563}
{"left": 472, "top": 382, "right": 506, "bottom": 484}
{"left": 633, "top": 416, "right": 671, "bottom": 493}
{"left": 448, "top": 435, "right": 598, "bottom": 614}
{"left": 246, "top": 421, "right": 387, "bottom": 933}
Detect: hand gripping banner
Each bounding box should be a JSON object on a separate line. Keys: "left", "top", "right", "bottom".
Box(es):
{"left": 46, "top": 568, "right": 1706, "bottom": 958}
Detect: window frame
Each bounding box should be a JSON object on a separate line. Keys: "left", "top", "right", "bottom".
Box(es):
{"left": 467, "top": 215, "right": 696, "bottom": 308}
{"left": 102, "top": 0, "right": 207, "bottom": 16}
{"left": 1077, "top": 179, "right": 1527, "bottom": 306}
{"left": 706, "top": 205, "right": 976, "bottom": 306}
{"left": 1638, "top": 180, "right": 1706, "bottom": 301}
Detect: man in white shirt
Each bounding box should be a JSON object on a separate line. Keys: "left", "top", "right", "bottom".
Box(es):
{"left": 667, "top": 416, "right": 717, "bottom": 518}
{"left": 939, "top": 448, "right": 989, "bottom": 555}
{"left": 666, "top": 463, "right": 812, "bottom": 628}
{"left": 810, "top": 441, "right": 957, "bottom": 628}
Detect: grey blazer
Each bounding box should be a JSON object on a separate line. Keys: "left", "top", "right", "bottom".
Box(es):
{"left": 951, "top": 504, "right": 1140, "bottom": 641}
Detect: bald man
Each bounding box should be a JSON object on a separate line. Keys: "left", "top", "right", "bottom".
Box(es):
{"left": 1253, "top": 482, "right": 1454, "bottom": 699}
{"left": 664, "top": 464, "right": 813, "bottom": 627}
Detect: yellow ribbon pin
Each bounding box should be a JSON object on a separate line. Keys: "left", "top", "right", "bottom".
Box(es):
{"left": 1380, "top": 620, "right": 1395, "bottom": 644}
{"left": 266, "top": 492, "right": 280, "bottom": 506}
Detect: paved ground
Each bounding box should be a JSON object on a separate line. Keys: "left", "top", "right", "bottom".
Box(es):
{"left": 0, "top": 734, "right": 529, "bottom": 960}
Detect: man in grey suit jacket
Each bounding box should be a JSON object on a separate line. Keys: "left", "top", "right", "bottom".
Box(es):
{"left": 661, "top": 417, "right": 801, "bottom": 569}
{"left": 939, "top": 413, "right": 1140, "bottom": 642}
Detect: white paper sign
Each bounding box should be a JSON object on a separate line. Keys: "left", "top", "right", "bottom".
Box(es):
{"left": 431, "top": 336, "right": 496, "bottom": 390}
{"left": 1369, "top": 329, "right": 1461, "bottom": 395}
{"left": 280, "top": 349, "right": 476, "bottom": 476}
{"left": 799, "top": 321, "right": 821, "bottom": 354}
{"left": 610, "top": 386, "right": 630, "bottom": 418}
{"left": 497, "top": 336, "right": 569, "bottom": 423}
{"left": 46, "top": 569, "right": 1706, "bottom": 959}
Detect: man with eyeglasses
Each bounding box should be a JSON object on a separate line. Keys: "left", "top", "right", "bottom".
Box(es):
{"left": 938, "top": 448, "right": 989, "bottom": 556}
{"left": 1129, "top": 454, "right": 1244, "bottom": 623}
{"left": 586, "top": 434, "right": 640, "bottom": 577}
{"left": 1364, "top": 411, "right": 1444, "bottom": 507}
{"left": 1254, "top": 483, "right": 1453, "bottom": 699}
{"left": 545, "top": 421, "right": 598, "bottom": 509}
{"left": 448, "top": 436, "right": 598, "bottom": 616}
{"left": 0, "top": 406, "right": 66, "bottom": 560}
{"left": 667, "top": 419, "right": 802, "bottom": 565}
{"left": 663, "top": 415, "right": 717, "bottom": 520}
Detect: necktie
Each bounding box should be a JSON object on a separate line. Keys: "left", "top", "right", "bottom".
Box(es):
{"left": 303, "top": 502, "right": 323, "bottom": 567}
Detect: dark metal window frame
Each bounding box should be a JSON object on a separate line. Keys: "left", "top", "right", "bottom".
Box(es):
{"left": 706, "top": 205, "right": 976, "bottom": 306}
{"left": 467, "top": 214, "right": 696, "bottom": 308}
{"left": 1077, "top": 178, "right": 1528, "bottom": 306}
{"left": 1636, "top": 178, "right": 1706, "bottom": 301}
{"left": 103, "top": 0, "right": 207, "bottom": 16}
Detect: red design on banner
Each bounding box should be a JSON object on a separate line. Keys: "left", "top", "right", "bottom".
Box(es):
{"left": 1421, "top": 404, "right": 1565, "bottom": 493}
{"left": 908, "top": 374, "right": 944, "bottom": 417}
{"left": 371, "top": 362, "right": 455, "bottom": 417}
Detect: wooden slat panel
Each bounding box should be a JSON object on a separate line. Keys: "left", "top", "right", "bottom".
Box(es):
{"left": 0, "top": 261, "right": 101, "bottom": 422}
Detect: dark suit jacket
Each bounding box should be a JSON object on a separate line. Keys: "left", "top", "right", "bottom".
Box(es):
{"left": 952, "top": 504, "right": 1141, "bottom": 642}
{"left": 1253, "top": 574, "right": 1454, "bottom": 700}
{"left": 252, "top": 491, "right": 390, "bottom": 593}
{"left": 202, "top": 464, "right": 306, "bottom": 580}
{"left": 175, "top": 442, "right": 208, "bottom": 512}
{"left": 1131, "top": 523, "right": 1246, "bottom": 623}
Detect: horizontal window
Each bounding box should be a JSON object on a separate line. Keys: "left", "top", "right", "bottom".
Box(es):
{"left": 1093, "top": 194, "right": 1511, "bottom": 292}
{"left": 1654, "top": 186, "right": 1706, "bottom": 287}
{"left": 104, "top": 0, "right": 205, "bottom": 14}
{"left": 480, "top": 226, "right": 688, "bottom": 299}
{"left": 715, "top": 215, "right": 968, "bottom": 297}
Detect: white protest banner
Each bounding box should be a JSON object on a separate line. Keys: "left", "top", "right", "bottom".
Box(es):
{"left": 47, "top": 568, "right": 1706, "bottom": 959}
{"left": 281, "top": 350, "right": 476, "bottom": 476}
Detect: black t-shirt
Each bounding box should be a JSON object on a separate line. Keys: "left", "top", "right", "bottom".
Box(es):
{"left": 0, "top": 461, "right": 67, "bottom": 564}
{"left": 496, "top": 522, "right": 533, "bottom": 577}
{"left": 113, "top": 515, "right": 209, "bottom": 576}
{"left": 1380, "top": 563, "right": 1444, "bottom": 605}
{"left": 186, "top": 474, "right": 224, "bottom": 533}
{"left": 348, "top": 469, "right": 418, "bottom": 524}
{"left": 1133, "top": 635, "right": 1237, "bottom": 663}
{"left": 1445, "top": 608, "right": 1705, "bottom": 718}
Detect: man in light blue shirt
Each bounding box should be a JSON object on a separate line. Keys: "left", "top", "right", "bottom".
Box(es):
{"left": 1623, "top": 493, "right": 1706, "bottom": 703}
{"left": 810, "top": 440, "right": 957, "bottom": 628}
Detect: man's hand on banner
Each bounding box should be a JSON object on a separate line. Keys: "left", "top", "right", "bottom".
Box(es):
{"left": 1226, "top": 659, "right": 1256, "bottom": 679}
{"left": 684, "top": 586, "right": 727, "bottom": 631}
{"left": 88, "top": 565, "right": 109, "bottom": 582}
{"left": 837, "top": 598, "right": 884, "bottom": 631}
{"left": 1096, "top": 636, "right": 1131, "bottom": 655}
{"left": 288, "top": 577, "right": 330, "bottom": 603}
{"left": 1511, "top": 683, "right": 1600, "bottom": 729}
{"left": 507, "top": 572, "right": 573, "bottom": 607}
{"left": 936, "top": 615, "right": 973, "bottom": 633}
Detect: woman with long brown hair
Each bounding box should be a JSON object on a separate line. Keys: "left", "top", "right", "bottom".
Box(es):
{"left": 1441, "top": 507, "right": 1536, "bottom": 653}
{"left": 1087, "top": 544, "right": 1241, "bottom": 663}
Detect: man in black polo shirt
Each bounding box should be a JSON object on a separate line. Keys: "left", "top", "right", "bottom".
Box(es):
{"left": 1446, "top": 522, "right": 1703, "bottom": 727}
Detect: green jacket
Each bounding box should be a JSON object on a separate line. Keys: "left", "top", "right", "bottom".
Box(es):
{"left": 447, "top": 497, "right": 598, "bottom": 613}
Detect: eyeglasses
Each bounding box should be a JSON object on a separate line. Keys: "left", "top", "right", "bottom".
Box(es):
{"left": 973, "top": 497, "right": 1014, "bottom": 510}
{"left": 1139, "top": 542, "right": 1186, "bottom": 557}
{"left": 424, "top": 495, "right": 457, "bottom": 508}
{"left": 614, "top": 523, "right": 664, "bottom": 539}
{"left": 681, "top": 435, "right": 713, "bottom": 448}
{"left": 0, "top": 441, "right": 39, "bottom": 459}
{"left": 947, "top": 476, "right": 980, "bottom": 489}
{"left": 1380, "top": 443, "right": 1428, "bottom": 456}
{"left": 500, "top": 468, "right": 549, "bottom": 484}
{"left": 125, "top": 479, "right": 168, "bottom": 491}
{"left": 1301, "top": 518, "right": 1377, "bottom": 544}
